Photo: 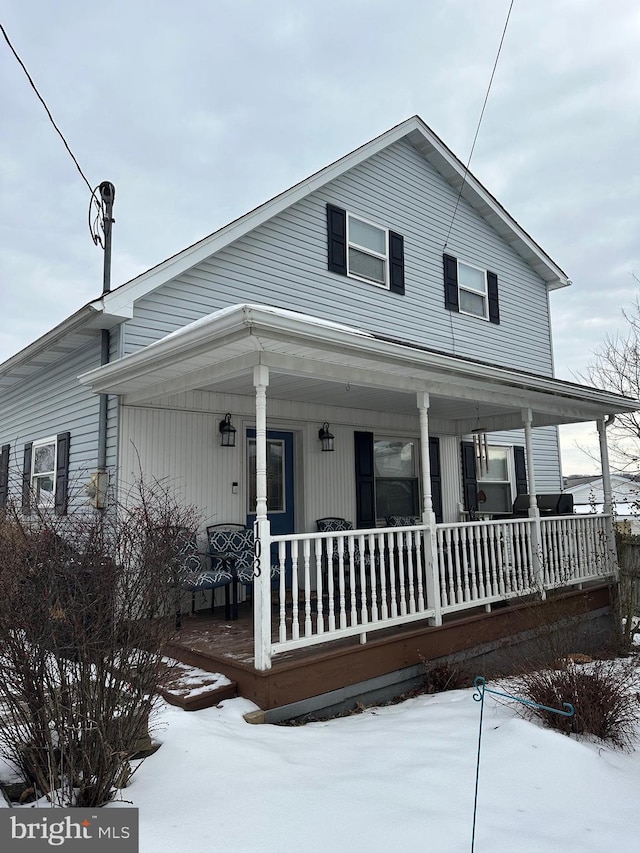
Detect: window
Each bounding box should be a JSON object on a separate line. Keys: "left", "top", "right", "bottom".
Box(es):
{"left": 458, "top": 261, "right": 488, "bottom": 319}
{"left": 347, "top": 214, "right": 388, "bottom": 286}
{"left": 22, "top": 432, "right": 70, "bottom": 516}
{"left": 31, "top": 437, "right": 56, "bottom": 506}
{"left": 373, "top": 439, "right": 419, "bottom": 521}
{"left": 247, "top": 438, "right": 286, "bottom": 513}
{"left": 443, "top": 253, "right": 500, "bottom": 324}
{"left": 476, "top": 447, "right": 512, "bottom": 514}
{"left": 327, "top": 204, "right": 405, "bottom": 294}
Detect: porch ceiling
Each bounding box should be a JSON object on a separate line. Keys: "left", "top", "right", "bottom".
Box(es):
{"left": 78, "top": 304, "right": 640, "bottom": 433}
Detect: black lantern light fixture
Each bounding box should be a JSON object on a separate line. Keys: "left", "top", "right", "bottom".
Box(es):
{"left": 219, "top": 413, "right": 237, "bottom": 448}
{"left": 318, "top": 422, "right": 335, "bottom": 452}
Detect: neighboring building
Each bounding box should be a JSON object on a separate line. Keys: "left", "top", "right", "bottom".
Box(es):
{"left": 1, "top": 116, "right": 637, "bottom": 708}
{"left": 565, "top": 475, "right": 640, "bottom": 534}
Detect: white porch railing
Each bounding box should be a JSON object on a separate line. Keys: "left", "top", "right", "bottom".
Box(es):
{"left": 265, "top": 514, "right": 614, "bottom": 662}
{"left": 270, "top": 526, "right": 436, "bottom": 656}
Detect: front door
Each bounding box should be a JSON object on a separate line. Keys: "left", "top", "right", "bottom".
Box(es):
{"left": 245, "top": 429, "right": 295, "bottom": 537}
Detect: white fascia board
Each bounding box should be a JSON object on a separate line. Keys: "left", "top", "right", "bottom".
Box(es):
{"left": 0, "top": 304, "right": 101, "bottom": 378}
{"left": 78, "top": 302, "right": 638, "bottom": 416}
{"left": 407, "top": 120, "right": 570, "bottom": 289}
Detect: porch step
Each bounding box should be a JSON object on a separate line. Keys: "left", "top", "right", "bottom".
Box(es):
{"left": 158, "top": 658, "right": 238, "bottom": 712}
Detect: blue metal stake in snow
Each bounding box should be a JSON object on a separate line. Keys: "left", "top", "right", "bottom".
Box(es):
{"left": 470, "top": 675, "right": 574, "bottom": 853}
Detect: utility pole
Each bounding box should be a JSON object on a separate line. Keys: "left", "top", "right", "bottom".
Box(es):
{"left": 92, "top": 181, "right": 115, "bottom": 509}
{"left": 99, "top": 181, "right": 115, "bottom": 294}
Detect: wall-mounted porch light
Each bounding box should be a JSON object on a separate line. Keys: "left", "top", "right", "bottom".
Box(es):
{"left": 219, "top": 413, "right": 237, "bottom": 447}
{"left": 318, "top": 422, "right": 335, "bottom": 452}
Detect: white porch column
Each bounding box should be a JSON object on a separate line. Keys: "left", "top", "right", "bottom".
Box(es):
{"left": 597, "top": 416, "right": 618, "bottom": 573}
{"left": 253, "top": 364, "right": 272, "bottom": 671}
{"left": 417, "top": 391, "right": 441, "bottom": 626}
{"left": 522, "top": 408, "right": 544, "bottom": 596}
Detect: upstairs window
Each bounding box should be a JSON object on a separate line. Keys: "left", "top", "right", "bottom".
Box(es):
{"left": 458, "top": 261, "right": 488, "bottom": 319}
{"left": 443, "top": 253, "right": 500, "bottom": 324}
{"left": 347, "top": 215, "right": 388, "bottom": 286}
{"left": 327, "top": 204, "right": 405, "bottom": 295}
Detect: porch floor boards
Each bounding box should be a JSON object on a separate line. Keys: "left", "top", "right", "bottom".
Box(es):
{"left": 164, "top": 583, "right": 612, "bottom": 713}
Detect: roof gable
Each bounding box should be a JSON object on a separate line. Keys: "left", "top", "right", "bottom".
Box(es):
{"left": 99, "top": 115, "right": 570, "bottom": 318}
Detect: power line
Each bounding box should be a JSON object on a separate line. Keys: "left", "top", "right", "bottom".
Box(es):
{"left": 1, "top": 22, "right": 93, "bottom": 194}
{"left": 443, "top": 0, "right": 515, "bottom": 251}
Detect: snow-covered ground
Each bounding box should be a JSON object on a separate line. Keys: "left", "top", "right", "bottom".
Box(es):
{"left": 120, "top": 684, "right": 640, "bottom": 852}
{"left": 3, "top": 678, "right": 640, "bottom": 852}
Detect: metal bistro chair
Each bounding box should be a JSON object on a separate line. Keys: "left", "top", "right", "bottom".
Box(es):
{"left": 315, "top": 517, "right": 378, "bottom": 576}
{"left": 206, "top": 524, "right": 257, "bottom": 621}
{"left": 171, "top": 527, "right": 233, "bottom": 628}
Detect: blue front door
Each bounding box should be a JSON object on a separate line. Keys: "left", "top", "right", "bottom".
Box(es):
{"left": 245, "top": 429, "right": 295, "bottom": 537}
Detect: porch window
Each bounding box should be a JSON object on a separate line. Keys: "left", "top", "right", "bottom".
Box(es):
{"left": 373, "top": 439, "right": 419, "bottom": 521}
{"left": 247, "top": 438, "right": 285, "bottom": 513}
{"left": 476, "top": 447, "right": 512, "bottom": 514}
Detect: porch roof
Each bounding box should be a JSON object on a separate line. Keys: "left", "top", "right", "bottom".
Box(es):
{"left": 78, "top": 304, "right": 639, "bottom": 434}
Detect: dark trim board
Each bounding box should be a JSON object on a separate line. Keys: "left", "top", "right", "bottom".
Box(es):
{"left": 165, "top": 585, "right": 614, "bottom": 713}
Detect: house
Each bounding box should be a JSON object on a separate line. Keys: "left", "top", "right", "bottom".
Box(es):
{"left": 1, "top": 116, "right": 638, "bottom": 713}
{"left": 565, "top": 475, "right": 640, "bottom": 534}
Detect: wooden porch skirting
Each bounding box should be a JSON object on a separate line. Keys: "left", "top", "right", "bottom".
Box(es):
{"left": 164, "top": 583, "right": 615, "bottom": 715}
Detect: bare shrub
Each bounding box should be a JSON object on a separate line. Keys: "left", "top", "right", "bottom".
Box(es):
{"left": 0, "top": 475, "right": 200, "bottom": 806}
{"left": 512, "top": 658, "right": 640, "bottom": 750}
{"left": 422, "top": 659, "right": 468, "bottom": 694}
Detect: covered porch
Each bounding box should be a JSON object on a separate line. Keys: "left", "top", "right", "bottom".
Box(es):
{"left": 79, "top": 304, "right": 637, "bottom": 676}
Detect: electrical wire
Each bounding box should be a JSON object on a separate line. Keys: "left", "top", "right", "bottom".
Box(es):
{"left": 1, "top": 22, "right": 93, "bottom": 194}
{"left": 443, "top": 0, "right": 515, "bottom": 251}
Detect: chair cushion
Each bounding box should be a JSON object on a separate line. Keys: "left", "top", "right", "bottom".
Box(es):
{"left": 316, "top": 518, "right": 354, "bottom": 533}
{"left": 386, "top": 515, "right": 419, "bottom": 527}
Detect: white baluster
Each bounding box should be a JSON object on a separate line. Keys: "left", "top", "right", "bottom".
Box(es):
{"left": 303, "top": 539, "right": 312, "bottom": 638}
{"left": 315, "top": 539, "right": 324, "bottom": 635}
{"left": 278, "top": 540, "right": 287, "bottom": 643}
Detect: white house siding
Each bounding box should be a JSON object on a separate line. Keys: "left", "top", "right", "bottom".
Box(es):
{"left": 0, "top": 339, "right": 111, "bottom": 508}
{"left": 484, "top": 426, "right": 563, "bottom": 494}
{"left": 118, "top": 390, "right": 559, "bottom": 534}
{"left": 121, "top": 139, "right": 555, "bottom": 381}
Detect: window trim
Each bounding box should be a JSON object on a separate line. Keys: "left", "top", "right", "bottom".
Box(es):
{"left": 443, "top": 253, "right": 500, "bottom": 324}
{"left": 346, "top": 212, "right": 390, "bottom": 289}
{"left": 31, "top": 435, "right": 57, "bottom": 508}
{"left": 457, "top": 259, "right": 489, "bottom": 321}
{"left": 475, "top": 444, "right": 514, "bottom": 514}
{"left": 372, "top": 436, "right": 421, "bottom": 524}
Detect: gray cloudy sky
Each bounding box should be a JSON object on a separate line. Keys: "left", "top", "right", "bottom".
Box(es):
{"left": 1, "top": 0, "right": 639, "bottom": 473}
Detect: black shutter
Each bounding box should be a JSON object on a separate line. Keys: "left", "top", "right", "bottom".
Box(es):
{"left": 461, "top": 441, "right": 478, "bottom": 514}
{"left": 22, "top": 442, "right": 33, "bottom": 515}
{"left": 443, "top": 254, "right": 459, "bottom": 311}
{"left": 514, "top": 446, "right": 528, "bottom": 496}
{"left": 55, "top": 431, "right": 70, "bottom": 516}
{"left": 487, "top": 271, "right": 500, "bottom": 324}
{"left": 389, "top": 231, "right": 405, "bottom": 295}
{"left": 354, "top": 431, "right": 376, "bottom": 528}
{"left": 429, "top": 437, "right": 443, "bottom": 524}
{"left": 0, "top": 444, "right": 9, "bottom": 508}
{"left": 326, "top": 204, "right": 347, "bottom": 275}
